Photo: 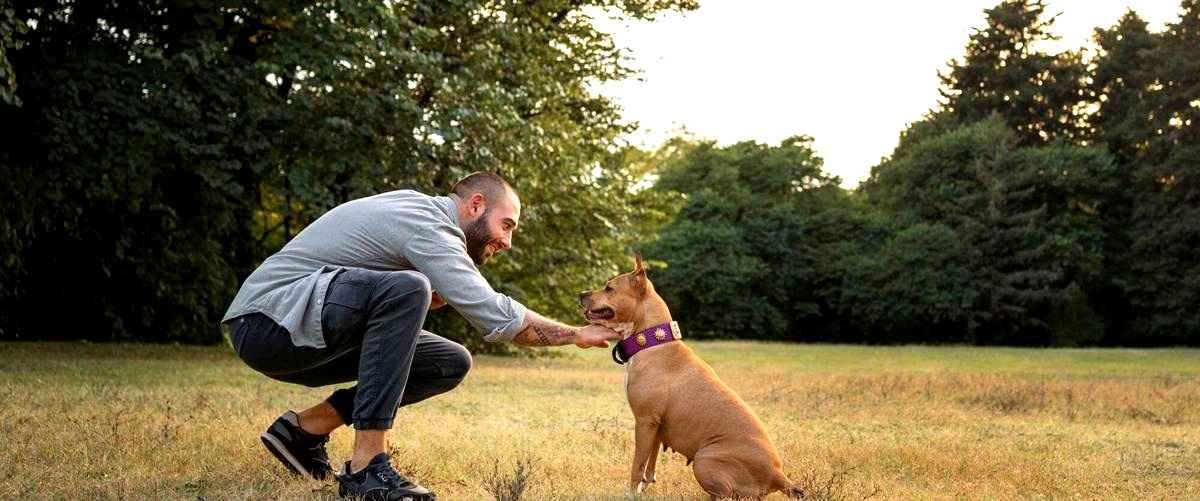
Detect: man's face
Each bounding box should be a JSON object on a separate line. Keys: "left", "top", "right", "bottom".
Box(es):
{"left": 463, "top": 191, "right": 520, "bottom": 266}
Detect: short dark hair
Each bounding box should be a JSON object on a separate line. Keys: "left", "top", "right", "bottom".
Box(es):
{"left": 450, "top": 171, "right": 516, "bottom": 203}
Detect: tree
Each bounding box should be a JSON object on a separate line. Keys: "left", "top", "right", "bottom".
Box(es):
{"left": 939, "top": 0, "right": 1086, "bottom": 145}
{"left": 1088, "top": 10, "right": 1161, "bottom": 165}
{"left": 833, "top": 222, "right": 978, "bottom": 343}
{"left": 0, "top": 5, "right": 22, "bottom": 106}
{"left": 1125, "top": 0, "right": 1200, "bottom": 343}
{"left": 0, "top": 0, "right": 698, "bottom": 347}
{"left": 644, "top": 137, "right": 842, "bottom": 339}
{"left": 864, "top": 118, "right": 1115, "bottom": 344}
{"left": 1083, "top": 10, "right": 1161, "bottom": 341}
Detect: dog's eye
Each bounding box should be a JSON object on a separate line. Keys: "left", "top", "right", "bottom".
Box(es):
{"left": 604, "top": 285, "right": 613, "bottom": 293}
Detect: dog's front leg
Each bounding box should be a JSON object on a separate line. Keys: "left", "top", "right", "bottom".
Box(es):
{"left": 643, "top": 432, "right": 661, "bottom": 485}
{"left": 629, "top": 416, "right": 661, "bottom": 494}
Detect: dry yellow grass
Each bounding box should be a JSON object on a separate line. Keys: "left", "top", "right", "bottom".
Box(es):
{"left": 0, "top": 341, "right": 1197, "bottom": 499}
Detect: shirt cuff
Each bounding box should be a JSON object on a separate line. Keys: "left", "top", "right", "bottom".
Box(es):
{"left": 483, "top": 300, "right": 528, "bottom": 343}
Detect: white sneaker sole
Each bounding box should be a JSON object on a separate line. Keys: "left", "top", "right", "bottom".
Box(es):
{"left": 260, "top": 432, "right": 312, "bottom": 479}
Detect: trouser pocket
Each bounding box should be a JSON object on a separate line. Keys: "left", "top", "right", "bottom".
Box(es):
{"left": 321, "top": 269, "right": 376, "bottom": 342}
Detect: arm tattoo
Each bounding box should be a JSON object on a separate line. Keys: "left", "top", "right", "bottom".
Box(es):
{"left": 533, "top": 325, "right": 553, "bottom": 345}
{"left": 513, "top": 317, "right": 576, "bottom": 347}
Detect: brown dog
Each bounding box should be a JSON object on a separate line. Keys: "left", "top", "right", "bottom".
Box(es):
{"left": 581, "top": 256, "right": 803, "bottom": 500}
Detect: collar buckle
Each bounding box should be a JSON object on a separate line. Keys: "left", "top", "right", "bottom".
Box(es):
{"left": 611, "top": 342, "right": 627, "bottom": 365}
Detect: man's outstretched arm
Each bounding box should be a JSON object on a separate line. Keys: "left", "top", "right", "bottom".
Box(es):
{"left": 511, "top": 310, "right": 620, "bottom": 348}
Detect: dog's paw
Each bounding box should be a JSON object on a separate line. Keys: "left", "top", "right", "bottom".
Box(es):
{"left": 629, "top": 480, "right": 646, "bottom": 495}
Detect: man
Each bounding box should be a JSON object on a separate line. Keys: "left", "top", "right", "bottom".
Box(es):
{"left": 223, "top": 172, "right": 620, "bottom": 500}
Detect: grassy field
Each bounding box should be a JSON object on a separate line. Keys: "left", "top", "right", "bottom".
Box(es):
{"left": 1, "top": 341, "right": 1198, "bottom": 500}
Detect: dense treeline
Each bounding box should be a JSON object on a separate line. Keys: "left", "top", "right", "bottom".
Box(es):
{"left": 1, "top": 0, "right": 1196, "bottom": 348}
{"left": 646, "top": 0, "right": 1199, "bottom": 346}
{"left": 0, "top": 0, "right": 696, "bottom": 352}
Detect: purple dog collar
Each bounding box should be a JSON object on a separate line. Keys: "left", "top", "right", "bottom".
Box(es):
{"left": 612, "top": 321, "right": 682, "bottom": 365}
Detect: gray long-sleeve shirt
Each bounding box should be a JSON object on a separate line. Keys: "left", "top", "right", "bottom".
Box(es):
{"left": 222, "top": 190, "right": 527, "bottom": 348}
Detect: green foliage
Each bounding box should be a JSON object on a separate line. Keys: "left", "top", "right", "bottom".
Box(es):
{"left": 833, "top": 223, "right": 977, "bottom": 342}
{"left": 1081, "top": 1, "right": 1199, "bottom": 344}
{"left": 939, "top": 0, "right": 1086, "bottom": 145}
{"left": 865, "top": 117, "right": 1015, "bottom": 223}
{"left": 636, "top": 0, "right": 1195, "bottom": 347}
{"left": 2, "top": 0, "right": 1196, "bottom": 348}
{"left": 643, "top": 137, "right": 841, "bottom": 340}
{"left": 1082, "top": 11, "right": 1157, "bottom": 340}
{"left": 862, "top": 117, "right": 1119, "bottom": 344}
{"left": 1046, "top": 282, "right": 1104, "bottom": 347}
{"left": 0, "top": 0, "right": 697, "bottom": 348}
{"left": 842, "top": 0, "right": 1189, "bottom": 346}
{"left": 0, "top": 5, "right": 23, "bottom": 106}
{"left": 1088, "top": 10, "right": 1160, "bottom": 166}
{"left": 1123, "top": 0, "right": 1200, "bottom": 344}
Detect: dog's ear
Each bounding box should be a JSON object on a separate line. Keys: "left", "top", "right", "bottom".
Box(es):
{"left": 630, "top": 255, "right": 647, "bottom": 293}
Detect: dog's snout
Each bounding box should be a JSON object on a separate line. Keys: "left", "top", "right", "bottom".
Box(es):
{"left": 578, "top": 291, "right": 591, "bottom": 309}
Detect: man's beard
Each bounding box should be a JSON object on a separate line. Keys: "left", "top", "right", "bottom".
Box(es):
{"left": 464, "top": 209, "right": 494, "bottom": 266}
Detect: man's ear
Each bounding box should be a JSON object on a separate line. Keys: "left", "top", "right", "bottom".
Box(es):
{"left": 469, "top": 192, "right": 487, "bottom": 216}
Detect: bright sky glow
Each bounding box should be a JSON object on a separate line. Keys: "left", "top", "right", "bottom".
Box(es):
{"left": 596, "top": 1, "right": 1181, "bottom": 188}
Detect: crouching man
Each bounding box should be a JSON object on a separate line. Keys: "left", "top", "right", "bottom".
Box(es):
{"left": 222, "top": 172, "right": 620, "bottom": 500}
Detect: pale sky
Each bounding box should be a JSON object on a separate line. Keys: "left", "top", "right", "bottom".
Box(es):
{"left": 595, "top": 1, "right": 1181, "bottom": 188}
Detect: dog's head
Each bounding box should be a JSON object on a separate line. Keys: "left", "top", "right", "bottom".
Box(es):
{"left": 579, "top": 255, "right": 662, "bottom": 335}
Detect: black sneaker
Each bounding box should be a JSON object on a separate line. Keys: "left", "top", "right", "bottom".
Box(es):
{"left": 260, "top": 410, "right": 333, "bottom": 481}
{"left": 336, "top": 453, "right": 436, "bottom": 500}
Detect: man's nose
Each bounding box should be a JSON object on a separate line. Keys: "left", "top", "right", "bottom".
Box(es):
{"left": 499, "top": 233, "right": 513, "bottom": 250}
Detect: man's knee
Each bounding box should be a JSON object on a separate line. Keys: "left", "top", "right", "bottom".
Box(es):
{"left": 441, "top": 342, "right": 473, "bottom": 384}
{"left": 376, "top": 271, "right": 432, "bottom": 309}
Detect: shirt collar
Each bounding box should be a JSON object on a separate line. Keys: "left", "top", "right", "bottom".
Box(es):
{"left": 433, "top": 195, "right": 462, "bottom": 233}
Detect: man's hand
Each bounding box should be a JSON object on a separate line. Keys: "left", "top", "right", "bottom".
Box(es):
{"left": 575, "top": 324, "right": 622, "bottom": 349}
{"left": 429, "top": 291, "right": 447, "bottom": 311}
{"left": 511, "top": 311, "right": 621, "bottom": 348}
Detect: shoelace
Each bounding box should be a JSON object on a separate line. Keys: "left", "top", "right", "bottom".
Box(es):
{"left": 375, "top": 464, "right": 409, "bottom": 488}
{"left": 306, "top": 436, "right": 330, "bottom": 464}
{"left": 307, "top": 437, "right": 329, "bottom": 455}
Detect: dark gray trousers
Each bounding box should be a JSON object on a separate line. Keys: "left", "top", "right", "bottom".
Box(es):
{"left": 230, "top": 269, "right": 472, "bottom": 430}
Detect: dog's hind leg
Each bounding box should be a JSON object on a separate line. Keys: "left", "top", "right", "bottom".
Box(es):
{"left": 692, "top": 455, "right": 736, "bottom": 500}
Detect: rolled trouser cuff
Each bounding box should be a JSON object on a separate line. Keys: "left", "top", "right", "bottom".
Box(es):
{"left": 353, "top": 417, "right": 394, "bottom": 430}
{"left": 326, "top": 387, "right": 356, "bottom": 426}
